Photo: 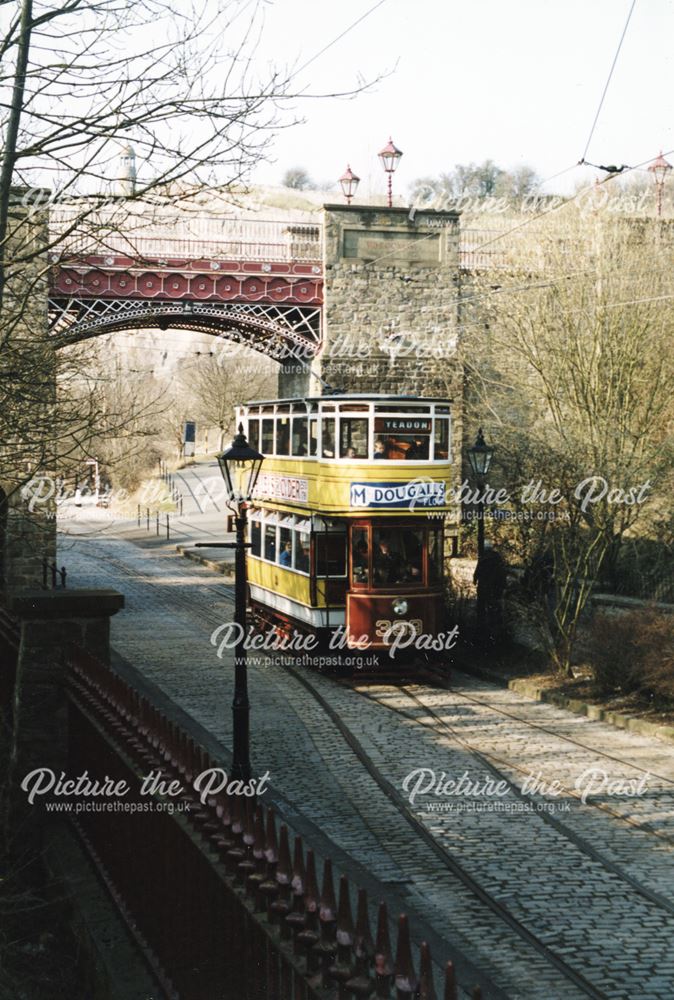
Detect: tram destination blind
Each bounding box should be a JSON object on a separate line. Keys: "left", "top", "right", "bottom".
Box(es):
{"left": 375, "top": 418, "right": 432, "bottom": 435}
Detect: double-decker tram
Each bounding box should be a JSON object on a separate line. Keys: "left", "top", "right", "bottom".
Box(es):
{"left": 239, "top": 394, "right": 454, "bottom": 666}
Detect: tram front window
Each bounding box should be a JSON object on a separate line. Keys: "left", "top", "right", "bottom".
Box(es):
{"left": 429, "top": 527, "right": 442, "bottom": 583}
{"left": 373, "top": 528, "right": 423, "bottom": 585}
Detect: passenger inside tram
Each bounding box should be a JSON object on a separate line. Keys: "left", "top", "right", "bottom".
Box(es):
{"left": 373, "top": 531, "right": 423, "bottom": 584}
{"left": 373, "top": 438, "right": 388, "bottom": 459}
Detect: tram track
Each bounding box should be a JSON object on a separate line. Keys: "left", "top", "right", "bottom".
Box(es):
{"left": 354, "top": 680, "right": 674, "bottom": 919}
{"left": 360, "top": 673, "right": 674, "bottom": 847}
{"left": 420, "top": 665, "right": 674, "bottom": 788}
{"left": 287, "top": 665, "right": 614, "bottom": 1000}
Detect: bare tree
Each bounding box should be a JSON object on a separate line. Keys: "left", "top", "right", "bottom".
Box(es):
{"left": 187, "top": 346, "right": 277, "bottom": 451}
{"left": 462, "top": 210, "right": 674, "bottom": 673}
{"left": 282, "top": 167, "right": 314, "bottom": 191}
{"left": 0, "top": 0, "right": 378, "bottom": 505}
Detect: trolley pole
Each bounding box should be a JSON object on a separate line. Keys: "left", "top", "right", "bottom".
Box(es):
{"left": 231, "top": 504, "right": 251, "bottom": 782}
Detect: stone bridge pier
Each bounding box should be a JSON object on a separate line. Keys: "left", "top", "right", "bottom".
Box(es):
{"left": 279, "top": 203, "right": 463, "bottom": 454}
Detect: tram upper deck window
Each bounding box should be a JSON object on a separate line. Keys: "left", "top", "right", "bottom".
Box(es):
{"left": 373, "top": 415, "right": 433, "bottom": 461}
{"left": 309, "top": 418, "right": 318, "bottom": 457}
{"left": 292, "top": 417, "right": 308, "bottom": 456}
{"left": 321, "top": 418, "right": 336, "bottom": 458}
{"left": 276, "top": 417, "right": 290, "bottom": 456}
{"left": 261, "top": 418, "right": 274, "bottom": 454}
{"left": 248, "top": 418, "right": 260, "bottom": 451}
{"left": 372, "top": 527, "right": 423, "bottom": 586}
{"left": 340, "top": 417, "right": 369, "bottom": 458}
{"left": 434, "top": 417, "right": 450, "bottom": 460}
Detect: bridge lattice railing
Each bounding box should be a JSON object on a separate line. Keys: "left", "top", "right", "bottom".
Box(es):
{"left": 48, "top": 207, "right": 323, "bottom": 264}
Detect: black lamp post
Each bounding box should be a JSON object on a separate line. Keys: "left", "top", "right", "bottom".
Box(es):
{"left": 378, "top": 137, "right": 403, "bottom": 208}
{"left": 339, "top": 164, "right": 360, "bottom": 204}
{"left": 217, "top": 423, "right": 264, "bottom": 781}
{"left": 467, "top": 428, "right": 494, "bottom": 628}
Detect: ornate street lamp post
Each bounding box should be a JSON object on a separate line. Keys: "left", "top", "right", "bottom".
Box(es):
{"left": 339, "top": 164, "right": 360, "bottom": 204}
{"left": 378, "top": 137, "right": 403, "bottom": 208}
{"left": 217, "top": 424, "right": 264, "bottom": 781}
{"left": 648, "top": 151, "right": 672, "bottom": 218}
{"left": 467, "top": 428, "right": 495, "bottom": 627}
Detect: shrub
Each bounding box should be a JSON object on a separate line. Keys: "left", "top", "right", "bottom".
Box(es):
{"left": 587, "top": 607, "right": 674, "bottom": 701}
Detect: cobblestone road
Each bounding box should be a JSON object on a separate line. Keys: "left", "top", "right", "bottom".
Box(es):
{"left": 61, "top": 528, "right": 674, "bottom": 1000}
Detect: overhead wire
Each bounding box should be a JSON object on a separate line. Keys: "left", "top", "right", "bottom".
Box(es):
{"left": 579, "top": 0, "right": 638, "bottom": 164}
{"left": 290, "top": 0, "right": 388, "bottom": 79}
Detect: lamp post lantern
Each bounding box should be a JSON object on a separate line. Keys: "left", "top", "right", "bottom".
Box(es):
{"left": 467, "top": 428, "right": 495, "bottom": 628}
{"left": 378, "top": 137, "right": 403, "bottom": 208}
{"left": 339, "top": 164, "right": 360, "bottom": 204}
{"left": 217, "top": 424, "right": 264, "bottom": 781}
{"left": 648, "top": 151, "right": 672, "bottom": 218}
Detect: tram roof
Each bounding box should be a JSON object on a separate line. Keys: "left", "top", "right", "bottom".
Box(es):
{"left": 241, "top": 393, "right": 453, "bottom": 406}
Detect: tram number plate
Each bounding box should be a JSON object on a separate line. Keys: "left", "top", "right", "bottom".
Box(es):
{"left": 375, "top": 619, "right": 422, "bottom": 639}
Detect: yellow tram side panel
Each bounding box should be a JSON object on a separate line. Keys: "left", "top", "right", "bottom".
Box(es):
{"left": 254, "top": 456, "right": 455, "bottom": 518}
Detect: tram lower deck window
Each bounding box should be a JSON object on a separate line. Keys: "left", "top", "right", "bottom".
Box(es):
{"left": 264, "top": 524, "right": 276, "bottom": 562}
{"left": 316, "top": 531, "right": 346, "bottom": 577}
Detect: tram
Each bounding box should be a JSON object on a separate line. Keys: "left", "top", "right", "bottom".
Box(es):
{"left": 239, "top": 394, "right": 455, "bottom": 663}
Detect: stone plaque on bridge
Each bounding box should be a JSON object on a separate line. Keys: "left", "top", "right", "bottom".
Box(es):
{"left": 342, "top": 228, "right": 441, "bottom": 265}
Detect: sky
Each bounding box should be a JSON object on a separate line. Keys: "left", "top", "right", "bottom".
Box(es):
{"left": 249, "top": 0, "right": 674, "bottom": 198}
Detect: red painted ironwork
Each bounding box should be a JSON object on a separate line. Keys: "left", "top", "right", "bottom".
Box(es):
{"left": 51, "top": 259, "right": 322, "bottom": 306}
{"left": 63, "top": 643, "right": 488, "bottom": 998}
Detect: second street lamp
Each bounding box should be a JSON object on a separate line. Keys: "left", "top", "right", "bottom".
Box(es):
{"left": 217, "top": 424, "right": 264, "bottom": 782}
{"left": 378, "top": 137, "right": 403, "bottom": 208}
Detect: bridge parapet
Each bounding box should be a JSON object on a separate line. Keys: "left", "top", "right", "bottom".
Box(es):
{"left": 49, "top": 207, "right": 323, "bottom": 265}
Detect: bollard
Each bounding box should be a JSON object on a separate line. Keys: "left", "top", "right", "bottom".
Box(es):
{"left": 156, "top": 511, "right": 159, "bottom": 536}
{"left": 146, "top": 507, "right": 150, "bottom": 531}
{"left": 166, "top": 513, "right": 170, "bottom": 540}
{"left": 137, "top": 503, "right": 141, "bottom": 527}
{"left": 393, "top": 914, "right": 418, "bottom": 998}
{"left": 375, "top": 902, "right": 393, "bottom": 998}
{"left": 443, "top": 962, "right": 457, "bottom": 1000}
{"left": 418, "top": 942, "right": 437, "bottom": 1000}
{"left": 329, "top": 874, "right": 355, "bottom": 998}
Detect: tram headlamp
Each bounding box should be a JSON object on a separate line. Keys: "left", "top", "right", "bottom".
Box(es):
{"left": 392, "top": 598, "right": 408, "bottom": 616}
